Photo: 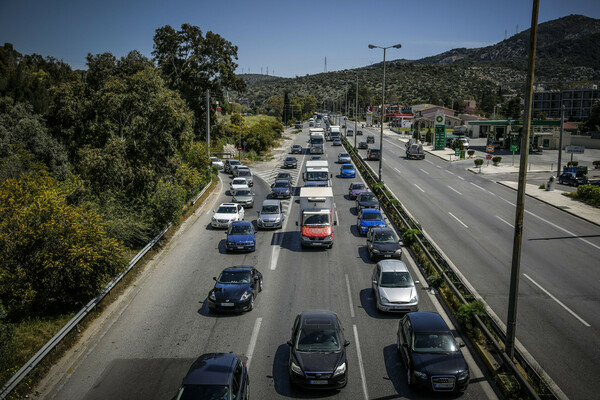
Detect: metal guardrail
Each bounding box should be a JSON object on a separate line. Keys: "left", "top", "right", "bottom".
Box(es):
{"left": 0, "top": 177, "right": 213, "bottom": 399}
{"left": 341, "top": 136, "right": 552, "bottom": 399}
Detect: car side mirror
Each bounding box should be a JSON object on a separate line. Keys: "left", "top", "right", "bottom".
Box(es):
{"left": 295, "top": 221, "right": 298, "bottom": 226}
{"left": 213, "top": 277, "right": 217, "bottom": 281}
{"left": 372, "top": 280, "right": 377, "bottom": 285}
{"left": 286, "top": 340, "right": 293, "bottom": 347}
{"left": 344, "top": 340, "right": 351, "bottom": 347}
{"left": 459, "top": 341, "right": 466, "bottom": 348}
{"left": 415, "top": 280, "right": 420, "bottom": 285}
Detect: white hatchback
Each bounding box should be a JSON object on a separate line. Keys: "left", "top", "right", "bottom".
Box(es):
{"left": 211, "top": 203, "right": 245, "bottom": 228}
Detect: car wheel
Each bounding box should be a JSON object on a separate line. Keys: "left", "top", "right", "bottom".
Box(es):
{"left": 249, "top": 294, "right": 255, "bottom": 311}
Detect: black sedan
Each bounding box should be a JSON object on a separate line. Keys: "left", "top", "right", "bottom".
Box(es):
{"left": 288, "top": 310, "right": 349, "bottom": 389}
{"left": 397, "top": 312, "right": 469, "bottom": 393}
{"left": 176, "top": 353, "right": 248, "bottom": 399}
{"left": 283, "top": 156, "right": 298, "bottom": 169}
{"left": 367, "top": 227, "right": 402, "bottom": 260}
{"left": 355, "top": 192, "right": 380, "bottom": 212}
{"left": 208, "top": 266, "right": 263, "bottom": 313}
{"left": 358, "top": 141, "right": 368, "bottom": 149}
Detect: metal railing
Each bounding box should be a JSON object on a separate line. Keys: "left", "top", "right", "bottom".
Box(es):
{"left": 341, "top": 136, "right": 553, "bottom": 399}
{"left": 0, "top": 177, "right": 213, "bottom": 399}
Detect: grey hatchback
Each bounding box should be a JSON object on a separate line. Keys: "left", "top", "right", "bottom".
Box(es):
{"left": 257, "top": 199, "right": 285, "bottom": 229}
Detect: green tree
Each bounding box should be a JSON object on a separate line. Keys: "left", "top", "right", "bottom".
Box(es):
{"left": 581, "top": 100, "right": 600, "bottom": 132}
{"left": 503, "top": 96, "right": 523, "bottom": 120}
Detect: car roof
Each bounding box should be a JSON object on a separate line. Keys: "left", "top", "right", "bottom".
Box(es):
{"left": 262, "top": 199, "right": 281, "bottom": 207}
{"left": 341, "top": 164, "right": 353, "bottom": 167}
{"left": 274, "top": 179, "right": 290, "bottom": 184}
{"left": 299, "top": 310, "right": 339, "bottom": 328}
{"left": 362, "top": 208, "right": 381, "bottom": 214}
{"left": 358, "top": 191, "right": 375, "bottom": 198}
{"left": 293, "top": 144, "right": 301, "bottom": 147}
{"left": 406, "top": 312, "right": 451, "bottom": 333}
{"left": 378, "top": 260, "right": 408, "bottom": 273}
{"left": 183, "top": 353, "right": 237, "bottom": 385}
{"left": 219, "top": 203, "right": 238, "bottom": 207}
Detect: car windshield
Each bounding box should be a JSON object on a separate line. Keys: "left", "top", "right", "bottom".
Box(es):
{"left": 303, "top": 213, "right": 330, "bottom": 226}
{"left": 232, "top": 179, "right": 246, "bottom": 185}
{"left": 310, "top": 137, "right": 324, "bottom": 144}
{"left": 370, "top": 149, "right": 380, "bottom": 154}
{"left": 296, "top": 328, "right": 341, "bottom": 352}
{"left": 360, "top": 194, "right": 377, "bottom": 202}
{"left": 273, "top": 181, "right": 289, "bottom": 188}
{"left": 306, "top": 171, "right": 328, "bottom": 181}
{"left": 177, "top": 384, "right": 229, "bottom": 400}
{"left": 342, "top": 165, "right": 353, "bottom": 170}
{"left": 261, "top": 205, "right": 279, "bottom": 214}
{"left": 277, "top": 174, "right": 291, "bottom": 179}
{"left": 234, "top": 189, "right": 251, "bottom": 196}
{"left": 286, "top": 157, "right": 296, "bottom": 161}
{"left": 374, "top": 232, "right": 396, "bottom": 243}
{"left": 380, "top": 271, "right": 412, "bottom": 288}
{"left": 229, "top": 161, "right": 241, "bottom": 166}
{"left": 351, "top": 184, "right": 365, "bottom": 190}
{"left": 362, "top": 212, "right": 383, "bottom": 221}
{"left": 412, "top": 333, "right": 458, "bottom": 353}
{"left": 218, "top": 270, "right": 252, "bottom": 284}
{"left": 229, "top": 224, "right": 253, "bottom": 235}
{"left": 216, "top": 206, "right": 237, "bottom": 214}
{"left": 339, "top": 153, "right": 349, "bottom": 157}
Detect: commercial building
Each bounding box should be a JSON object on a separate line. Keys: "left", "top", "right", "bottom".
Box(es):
{"left": 532, "top": 85, "right": 600, "bottom": 121}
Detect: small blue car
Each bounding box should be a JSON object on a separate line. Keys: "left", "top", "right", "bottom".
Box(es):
{"left": 226, "top": 221, "right": 256, "bottom": 252}
{"left": 357, "top": 209, "right": 386, "bottom": 235}
{"left": 340, "top": 163, "right": 356, "bottom": 178}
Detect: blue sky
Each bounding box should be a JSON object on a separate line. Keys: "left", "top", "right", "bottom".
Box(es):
{"left": 1, "top": 0, "right": 599, "bottom": 78}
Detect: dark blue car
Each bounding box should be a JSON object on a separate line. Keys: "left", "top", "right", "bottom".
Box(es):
{"left": 176, "top": 353, "right": 249, "bottom": 399}
{"left": 357, "top": 208, "right": 386, "bottom": 235}
{"left": 208, "top": 266, "right": 263, "bottom": 313}
{"left": 340, "top": 163, "right": 356, "bottom": 178}
{"left": 226, "top": 221, "right": 255, "bottom": 252}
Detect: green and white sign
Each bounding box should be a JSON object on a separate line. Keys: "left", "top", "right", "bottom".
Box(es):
{"left": 434, "top": 113, "right": 446, "bottom": 150}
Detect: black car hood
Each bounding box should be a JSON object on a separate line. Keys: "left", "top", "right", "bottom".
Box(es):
{"left": 213, "top": 283, "right": 251, "bottom": 302}
{"left": 294, "top": 350, "right": 343, "bottom": 373}
{"left": 412, "top": 351, "right": 467, "bottom": 375}
{"left": 273, "top": 187, "right": 290, "bottom": 193}
{"left": 373, "top": 242, "right": 401, "bottom": 252}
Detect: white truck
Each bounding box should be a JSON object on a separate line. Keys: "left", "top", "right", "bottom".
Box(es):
{"left": 296, "top": 186, "right": 336, "bottom": 249}
{"left": 405, "top": 138, "right": 425, "bottom": 160}
{"left": 303, "top": 160, "right": 331, "bottom": 186}
{"left": 309, "top": 128, "right": 325, "bottom": 154}
{"left": 329, "top": 125, "right": 341, "bottom": 142}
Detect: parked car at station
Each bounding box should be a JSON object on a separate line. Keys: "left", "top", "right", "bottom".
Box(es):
{"left": 208, "top": 266, "right": 263, "bottom": 312}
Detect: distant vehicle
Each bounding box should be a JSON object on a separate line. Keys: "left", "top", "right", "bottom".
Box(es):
{"left": 355, "top": 192, "right": 380, "bottom": 212}
{"left": 357, "top": 208, "right": 386, "bottom": 235}
{"left": 225, "top": 221, "right": 256, "bottom": 252}
{"left": 366, "top": 135, "right": 375, "bottom": 144}
{"left": 338, "top": 152, "right": 351, "bottom": 164}
{"left": 397, "top": 312, "right": 470, "bottom": 392}
{"left": 291, "top": 144, "right": 303, "bottom": 154}
{"left": 275, "top": 172, "right": 293, "bottom": 185}
{"left": 357, "top": 130, "right": 363, "bottom": 135}
{"left": 295, "top": 121, "right": 303, "bottom": 129}
{"left": 230, "top": 177, "right": 249, "bottom": 193}
{"left": 209, "top": 156, "right": 224, "bottom": 169}
{"left": 367, "top": 228, "right": 403, "bottom": 261}
{"left": 488, "top": 140, "right": 503, "bottom": 151}
{"left": 257, "top": 199, "right": 284, "bottom": 229}
{"left": 348, "top": 181, "right": 367, "bottom": 200}
{"left": 406, "top": 141, "right": 425, "bottom": 160}
{"left": 224, "top": 159, "right": 242, "bottom": 174}
{"left": 287, "top": 310, "right": 349, "bottom": 389}
{"left": 559, "top": 171, "right": 588, "bottom": 186}
{"left": 271, "top": 179, "right": 292, "bottom": 199}
{"left": 231, "top": 187, "right": 254, "bottom": 208}
{"left": 347, "top": 129, "right": 354, "bottom": 136}
{"left": 309, "top": 121, "right": 314, "bottom": 127}
{"left": 332, "top": 138, "right": 342, "bottom": 146}
{"left": 329, "top": 125, "right": 341, "bottom": 141}
{"left": 358, "top": 141, "right": 368, "bottom": 149}
{"left": 283, "top": 156, "right": 298, "bottom": 169}
{"left": 339, "top": 164, "right": 356, "bottom": 178}
{"left": 208, "top": 266, "right": 262, "bottom": 312}
{"left": 309, "top": 128, "right": 325, "bottom": 154}
{"left": 310, "top": 156, "right": 322, "bottom": 160}
{"left": 234, "top": 168, "right": 254, "bottom": 186}
{"left": 211, "top": 203, "right": 245, "bottom": 228}
{"left": 367, "top": 148, "right": 381, "bottom": 160}
{"left": 459, "top": 137, "right": 470, "bottom": 150}
{"left": 372, "top": 260, "right": 418, "bottom": 311}
{"left": 176, "top": 353, "right": 249, "bottom": 399}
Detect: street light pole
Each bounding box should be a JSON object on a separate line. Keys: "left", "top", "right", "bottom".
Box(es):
{"left": 355, "top": 72, "right": 359, "bottom": 149}
{"left": 557, "top": 104, "right": 564, "bottom": 177}
{"left": 238, "top": 102, "right": 242, "bottom": 161}
{"left": 369, "top": 43, "right": 402, "bottom": 182}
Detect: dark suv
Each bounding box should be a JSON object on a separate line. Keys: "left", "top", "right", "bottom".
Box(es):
{"left": 397, "top": 312, "right": 469, "bottom": 393}
{"left": 367, "top": 148, "right": 381, "bottom": 160}
{"left": 288, "top": 310, "right": 350, "bottom": 389}
{"left": 176, "top": 353, "right": 249, "bottom": 399}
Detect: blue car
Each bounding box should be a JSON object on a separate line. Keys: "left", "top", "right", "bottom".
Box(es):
{"left": 225, "top": 221, "right": 256, "bottom": 252}
{"left": 340, "top": 163, "right": 356, "bottom": 178}
{"left": 357, "top": 209, "right": 386, "bottom": 235}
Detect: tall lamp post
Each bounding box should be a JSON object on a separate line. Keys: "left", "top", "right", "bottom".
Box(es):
{"left": 369, "top": 43, "right": 402, "bottom": 182}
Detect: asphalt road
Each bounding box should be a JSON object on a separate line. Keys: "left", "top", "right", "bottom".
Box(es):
{"left": 38, "top": 124, "right": 499, "bottom": 400}
{"left": 352, "top": 124, "right": 600, "bottom": 400}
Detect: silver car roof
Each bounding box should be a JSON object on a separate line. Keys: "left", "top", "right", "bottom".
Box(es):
{"left": 378, "top": 260, "right": 408, "bottom": 273}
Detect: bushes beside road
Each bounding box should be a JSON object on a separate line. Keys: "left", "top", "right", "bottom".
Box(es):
{"left": 567, "top": 184, "right": 600, "bottom": 208}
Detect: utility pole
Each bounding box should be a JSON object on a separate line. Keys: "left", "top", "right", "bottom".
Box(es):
{"left": 206, "top": 89, "right": 210, "bottom": 157}
{"left": 557, "top": 104, "right": 565, "bottom": 177}
{"left": 238, "top": 102, "right": 242, "bottom": 162}
{"left": 355, "top": 72, "right": 359, "bottom": 149}
{"left": 506, "top": 0, "right": 539, "bottom": 361}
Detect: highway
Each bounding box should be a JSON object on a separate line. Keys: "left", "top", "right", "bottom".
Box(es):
{"left": 352, "top": 123, "right": 600, "bottom": 400}
{"left": 37, "top": 124, "right": 499, "bottom": 400}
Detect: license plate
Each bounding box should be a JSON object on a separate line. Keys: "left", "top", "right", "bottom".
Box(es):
{"left": 264, "top": 224, "right": 272, "bottom": 227}
{"left": 309, "top": 380, "right": 328, "bottom": 385}
{"left": 237, "top": 246, "right": 245, "bottom": 249}
{"left": 220, "top": 303, "right": 234, "bottom": 307}
{"left": 434, "top": 383, "right": 454, "bottom": 389}
{"left": 384, "top": 255, "right": 392, "bottom": 258}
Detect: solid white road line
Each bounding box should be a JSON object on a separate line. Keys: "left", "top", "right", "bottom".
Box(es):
{"left": 419, "top": 168, "right": 430, "bottom": 175}
{"left": 496, "top": 216, "right": 514, "bottom": 228}
{"left": 525, "top": 210, "right": 600, "bottom": 251}
{"left": 447, "top": 186, "right": 463, "bottom": 196}
{"left": 246, "top": 317, "right": 263, "bottom": 368}
{"left": 394, "top": 167, "right": 402, "bottom": 174}
{"left": 470, "top": 182, "right": 487, "bottom": 191}
{"left": 523, "top": 274, "right": 591, "bottom": 327}
{"left": 448, "top": 212, "right": 468, "bottom": 228}
{"left": 499, "top": 196, "right": 514, "bottom": 206}
{"left": 436, "top": 165, "right": 442, "bottom": 169}
{"left": 414, "top": 184, "right": 425, "bottom": 193}
{"left": 353, "top": 325, "right": 369, "bottom": 400}
{"left": 345, "top": 274, "right": 355, "bottom": 318}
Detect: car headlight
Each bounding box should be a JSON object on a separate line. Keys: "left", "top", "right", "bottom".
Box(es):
{"left": 380, "top": 295, "right": 390, "bottom": 304}
{"left": 333, "top": 362, "right": 346, "bottom": 377}
{"left": 458, "top": 369, "right": 469, "bottom": 382}
{"left": 258, "top": 218, "right": 264, "bottom": 224}
{"left": 324, "top": 236, "right": 332, "bottom": 241}
{"left": 291, "top": 361, "right": 303, "bottom": 375}
{"left": 372, "top": 248, "right": 381, "bottom": 253}
{"left": 414, "top": 370, "right": 427, "bottom": 379}
{"left": 240, "top": 291, "right": 251, "bottom": 301}
{"left": 274, "top": 216, "right": 281, "bottom": 222}
{"left": 212, "top": 217, "right": 217, "bottom": 221}
{"left": 410, "top": 292, "right": 418, "bottom": 303}
{"left": 395, "top": 248, "right": 403, "bottom": 254}
{"left": 209, "top": 291, "right": 216, "bottom": 301}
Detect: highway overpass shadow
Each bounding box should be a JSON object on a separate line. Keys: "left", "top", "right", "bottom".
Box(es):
{"left": 349, "top": 206, "right": 358, "bottom": 216}
{"left": 271, "top": 343, "right": 340, "bottom": 398}
{"left": 358, "top": 289, "right": 403, "bottom": 320}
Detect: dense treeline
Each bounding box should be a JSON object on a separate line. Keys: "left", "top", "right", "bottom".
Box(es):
{"left": 0, "top": 24, "right": 252, "bottom": 334}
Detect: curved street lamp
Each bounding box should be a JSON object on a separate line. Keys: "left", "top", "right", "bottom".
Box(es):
{"left": 368, "top": 43, "right": 402, "bottom": 182}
